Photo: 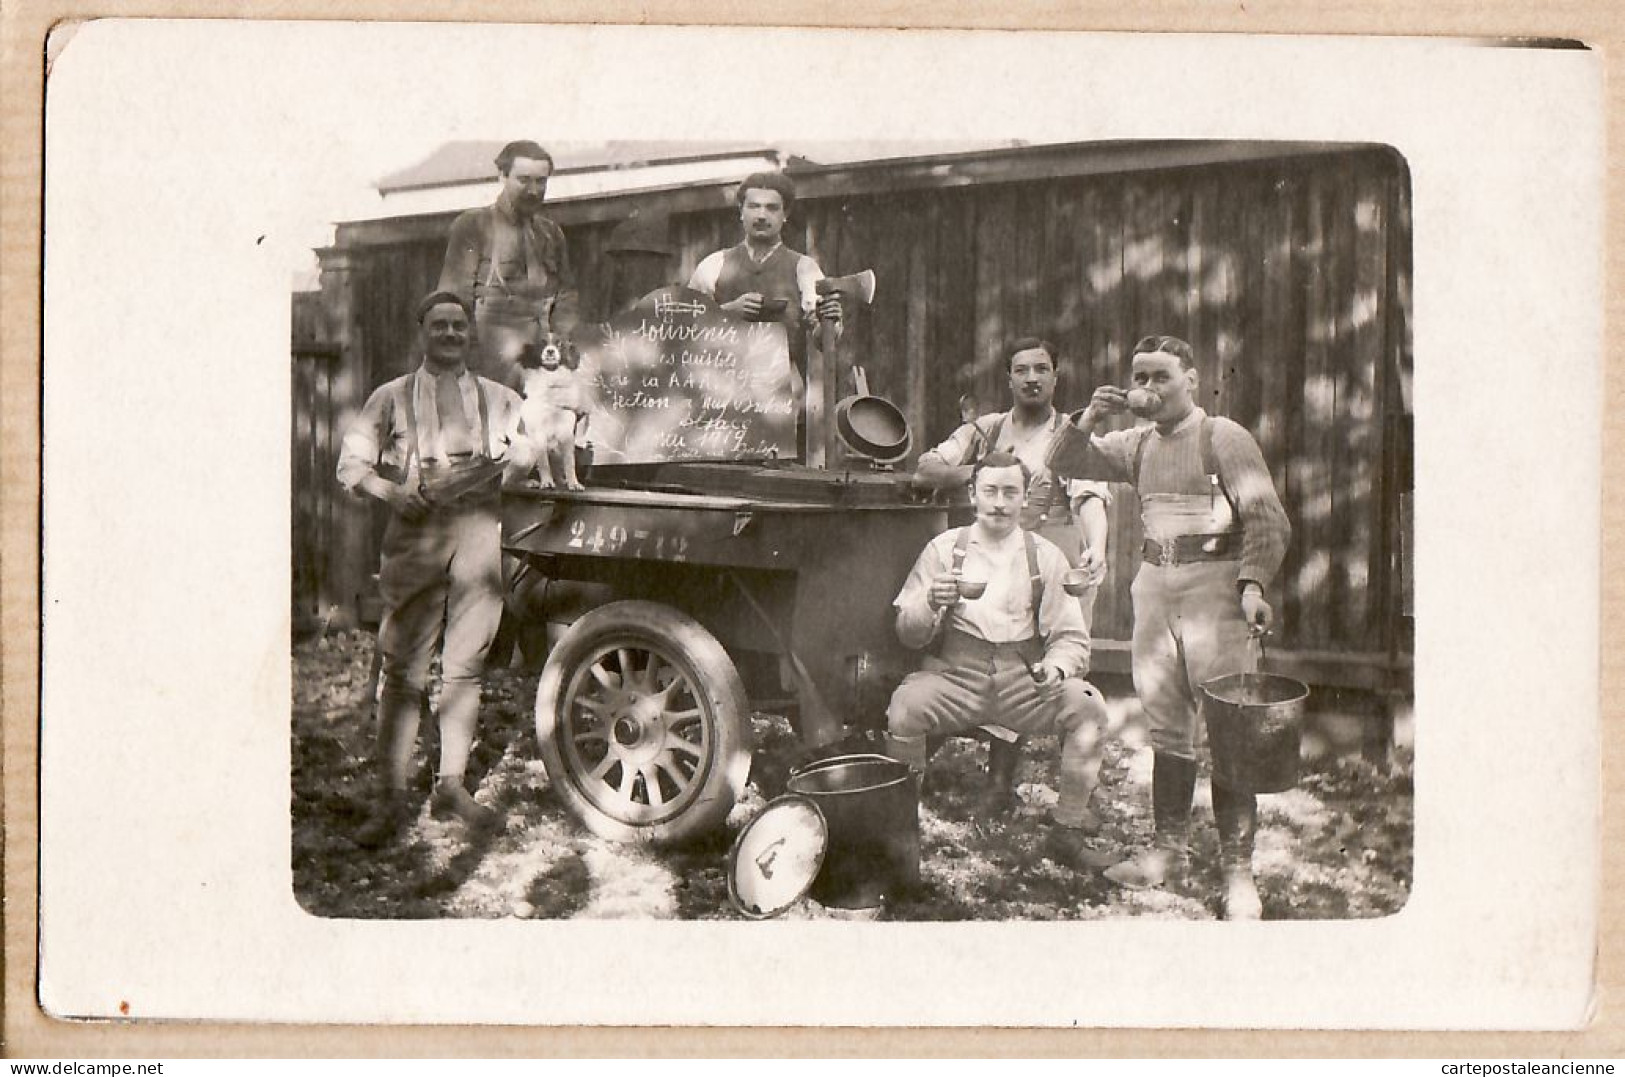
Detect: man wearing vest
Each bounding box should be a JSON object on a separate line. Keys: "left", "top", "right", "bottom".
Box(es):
{"left": 886, "top": 452, "right": 1112, "bottom": 871}
{"left": 337, "top": 291, "right": 535, "bottom": 847}
{"left": 912, "top": 337, "right": 1111, "bottom": 817}
{"left": 687, "top": 171, "right": 842, "bottom": 452}
{"left": 437, "top": 140, "right": 580, "bottom": 393}
{"left": 1049, "top": 334, "right": 1291, "bottom": 919}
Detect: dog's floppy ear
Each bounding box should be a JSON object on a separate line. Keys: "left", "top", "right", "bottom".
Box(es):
{"left": 517, "top": 342, "right": 541, "bottom": 369}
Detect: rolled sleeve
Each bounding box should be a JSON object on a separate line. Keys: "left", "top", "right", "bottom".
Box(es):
{"left": 893, "top": 537, "right": 948, "bottom": 650}
{"left": 336, "top": 384, "right": 393, "bottom": 494}
{"left": 687, "top": 251, "right": 726, "bottom": 298}
{"left": 1067, "top": 478, "right": 1111, "bottom": 510}
{"left": 1035, "top": 541, "right": 1090, "bottom": 676}
{"left": 794, "top": 254, "right": 825, "bottom": 316}
{"left": 920, "top": 419, "right": 989, "bottom": 471}
{"left": 488, "top": 383, "right": 538, "bottom": 477}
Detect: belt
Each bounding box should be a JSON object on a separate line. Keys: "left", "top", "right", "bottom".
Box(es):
{"left": 1142, "top": 533, "right": 1242, "bottom": 567}
{"left": 418, "top": 456, "right": 504, "bottom": 508}
{"left": 936, "top": 627, "right": 1043, "bottom": 666}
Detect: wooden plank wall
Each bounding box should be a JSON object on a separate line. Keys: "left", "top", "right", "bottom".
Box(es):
{"left": 795, "top": 149, "right": 1410, "bottom": 661}
{"left": 290, "top": 290, "right": 340, "bottom": 633}
{"left": 315, "top": 146, "right": 1412, "bottom": 672}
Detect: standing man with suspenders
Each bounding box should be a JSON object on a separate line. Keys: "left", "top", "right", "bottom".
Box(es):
{"left": 885, "top": 453, "right": 1112, "bottom": 870}
{"left": 1048, "top": 334, "right": 1291, "bottom": 919}
{"left": 337, "top": 291, "right": 534, "bottom": 847}
{"left": 438, "top": 140, "right": 580, "bottom": 393}
{"left": 912, "top": 337, "right": 1111, "bottom": 817}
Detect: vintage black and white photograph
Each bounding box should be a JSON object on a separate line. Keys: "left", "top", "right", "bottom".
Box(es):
{"left": 290, "top": 132, "right": 1417, "bottom": 922}
{"left": 37, "top": 21, "right": 1598, "bottom": 1027}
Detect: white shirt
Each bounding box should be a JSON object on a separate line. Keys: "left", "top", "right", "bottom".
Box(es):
{"left": 336, "top": 365, "right": 534, "bottom": 490}
{"left": 892, "top": 524, "right": 1091, "bottom": 678}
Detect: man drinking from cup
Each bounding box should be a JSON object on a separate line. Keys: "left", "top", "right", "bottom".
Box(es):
{"left": 884, "top": 452, "right": 1112, "bottom": 870}
{"left": 1047, "top": 334, "right": 1291, "bottom": 919}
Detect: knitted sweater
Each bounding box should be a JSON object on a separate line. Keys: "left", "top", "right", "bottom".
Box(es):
{"left": 1065, "top": 408, "right": 1290, "bottom": 587}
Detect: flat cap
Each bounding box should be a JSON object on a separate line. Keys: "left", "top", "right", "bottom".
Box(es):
{"left": 414, "top": 289, "right": 474, "bottom": 322}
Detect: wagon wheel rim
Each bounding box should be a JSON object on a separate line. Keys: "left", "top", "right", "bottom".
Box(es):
{"left": 557, "top": 637, "right": 715, "bottom": 826}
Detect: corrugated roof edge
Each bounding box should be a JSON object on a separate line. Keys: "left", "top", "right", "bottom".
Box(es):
{"left": 376, "top": 140, "right": 784, "bottom": 194}
{"left": 335, "top": 139, "right": 1396, "bottom": 246}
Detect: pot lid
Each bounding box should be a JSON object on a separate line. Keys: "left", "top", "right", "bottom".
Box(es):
{"left": 726, "top": 794, "right": 828, "bottom": 919}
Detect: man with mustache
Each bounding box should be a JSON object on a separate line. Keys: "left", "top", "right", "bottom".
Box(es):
{"left": 438, "top": 140, "right": 579, "bottom": 393}
{"left": 686, "top": 172, "right": 842, "bottom": 455}
{"left": 912, "top": 338, "right": 1111, "bottom": 817}
{"left": 337, "top": 291, "right": 535, "bottom": 847}
{"left": 885, "top": 452, "right": 1111, "bottom": 871}
{"left": 1050, "top": 334, "right": 1291, "bottom": 919}
{"left": 688, "top": 171, "right": 842, "bottom": 339}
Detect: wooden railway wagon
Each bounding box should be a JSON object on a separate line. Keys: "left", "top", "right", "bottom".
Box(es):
{"left": 297, "top": 138, "right": 1413, "bottom": 723}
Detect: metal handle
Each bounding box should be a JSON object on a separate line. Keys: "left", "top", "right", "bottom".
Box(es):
{"left": 1248, "top": 632, "right": 1269, "bottom": 674}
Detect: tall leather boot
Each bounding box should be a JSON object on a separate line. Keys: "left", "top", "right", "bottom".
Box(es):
{"left": 1213, "top": 782, "right": 1262, "bottom": 920}
{"left": 1104, "top": 752, "right": 1197, "bottom": 889}
{"left": 977, "top": 736, "right": 1022, "bottom": 818}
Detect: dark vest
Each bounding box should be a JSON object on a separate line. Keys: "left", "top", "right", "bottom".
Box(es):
{"left": 714, "top": 243, "right": 810, "bottom": 380}
{"left": 714, "top": 244, "right": 805, "bottom": 325}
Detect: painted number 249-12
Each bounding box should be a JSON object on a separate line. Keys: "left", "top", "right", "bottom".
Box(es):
{"left": 565, "top": 518, "right": 690, "bottom": 561}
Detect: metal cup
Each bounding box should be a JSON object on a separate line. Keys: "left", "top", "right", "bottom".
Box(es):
{"left": 748, "top": 297, "right": 789, "bottom": 322}
{"left": 1061, "top": 568, "right": 1092, "bottom": 597}
{"left": 1126, "top": 387, "right": 1159, "bottom": 415}
{"left": 956, "top": 577, "right": 988, "bottom": 600}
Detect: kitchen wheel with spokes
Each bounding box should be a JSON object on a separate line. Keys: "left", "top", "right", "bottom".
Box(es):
{"left": 535, "top": 600, "right": 753, "bottom": 844}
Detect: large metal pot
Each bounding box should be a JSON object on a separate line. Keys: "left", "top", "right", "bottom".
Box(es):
{"left": 785, "top": 752, "right": 919, "bottom": 909}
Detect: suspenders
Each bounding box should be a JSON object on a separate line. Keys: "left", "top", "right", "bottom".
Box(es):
{"left": 949, "top": 526, "right": 1045, "bottom": 643}
{"left": 401, "top": 369, "right": 492, "bottom": 469}
{"left": 962, "top": 410, "right": 1067, "bottom": 521}
{"left": 1132, "top": 415, "right": 1236, "bottom": 516}
{"left": 968, "top": 414, "right": 1005, "bottom": 464}
{"left": 953, "top": 412, "right": 1056, "bottom": 638}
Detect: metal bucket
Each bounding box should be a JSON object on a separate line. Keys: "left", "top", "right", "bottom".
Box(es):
{"left": 786, "top": 753, "right": 919, "bottom": 909}
{"left": 1201, "top": 668, "right": 1309, "bottom": 794}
